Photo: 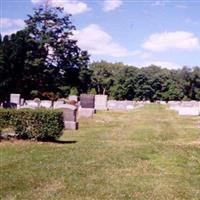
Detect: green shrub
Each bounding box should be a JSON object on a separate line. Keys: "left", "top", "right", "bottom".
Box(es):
{"left": 30, "top": 90, "right": 39, "bottom": 98}
{"left": 58, "top": 86, "right": 70, "bottom": 98}
{"left": 88, "top": 88, "right": 97, "bottom": 95}
{"left": 0, "top": 109, "right": 64, "bottom": 141}
{"left": 70, "top": 87, "right": 78, "bottom": 96}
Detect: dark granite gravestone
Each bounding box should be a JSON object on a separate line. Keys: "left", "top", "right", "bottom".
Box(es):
{"left": 80, "top": 94, "right": 95, "bottom": 108}
{"left": 3, "top": 101, "right": 17, "bottom": 109}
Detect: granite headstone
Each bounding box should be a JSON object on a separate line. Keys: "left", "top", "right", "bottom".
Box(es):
{"left": 80, "top": 94, "right": 95, "bottom": 108}
{"left": 55, "top": 104, "right": 78, "bottom": 130}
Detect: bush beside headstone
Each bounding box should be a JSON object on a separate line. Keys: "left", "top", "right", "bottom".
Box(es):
{"left": 0, "top": 109, "right": 64, "bottom": 141}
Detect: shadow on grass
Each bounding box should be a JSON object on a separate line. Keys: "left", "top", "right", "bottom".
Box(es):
{"left": 51, "top": 140, "right": 77, "bottom": 144}
{"left": 0, "top": 138, "right": 78, "bottom": 145}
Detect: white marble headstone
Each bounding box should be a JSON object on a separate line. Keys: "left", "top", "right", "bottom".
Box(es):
{"left": 68, "top": 95, "right": 78, "bottom": 102}
{"left": 95, "top": 95, "right": 108, "bottom": 110}
{"left": 40, "top": 100, "right": 52, "bottom": 108}
{"left": 10, "top": 93, "right": 20, "bottom": 105}
{"left": 25, "top": 100, "right": 39, "bottom": 108}
{"left": 178, "top": 107, "right": 199, "bottom": 116}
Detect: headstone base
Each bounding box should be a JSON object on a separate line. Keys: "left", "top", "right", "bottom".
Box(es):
{"left": 95, "top": 105, "right": 108, "bottom": 110}
{"left": 64, "top": 121, "right": 78, "bottom": 130}
{"left": 79, "top": 108, "right": 95, "bottom": 118}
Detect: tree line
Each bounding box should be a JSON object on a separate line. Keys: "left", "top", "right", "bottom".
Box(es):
{"left": 90, "top": 61, "right": 200, "bottom": 101}
{"left": 0, "top": 6, "right": 199, "bottom": 101}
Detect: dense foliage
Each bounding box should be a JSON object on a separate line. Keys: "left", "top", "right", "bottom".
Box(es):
{"left": 0, "top": 6, "right": 199, "bottom": 101}
{"left": 90, "top": 61, "right": 200, "bottom": 101}
{"left": 0, "top": 6, "right": 90, "bottom": 101}
{"left": 0, "top": 109, "right": 64, "bottom": 140}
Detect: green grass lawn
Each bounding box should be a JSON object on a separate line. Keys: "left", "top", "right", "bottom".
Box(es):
{"left": 1, "top": 104, "right": 200, "bottom": 200}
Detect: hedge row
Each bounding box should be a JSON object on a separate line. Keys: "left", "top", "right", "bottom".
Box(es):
{"left": 0, "top": 109, "right": 64, "bottom": 141}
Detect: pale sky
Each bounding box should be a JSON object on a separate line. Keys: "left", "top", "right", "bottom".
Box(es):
{"left": 1, "top": 0, "right": 200, "bottom": 69}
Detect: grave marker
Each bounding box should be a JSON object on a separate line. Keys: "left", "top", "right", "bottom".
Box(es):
{"left": 95, "top": 95, "right": 108, "bottom": 110}
{"left": 10, "top": 93, "right": 20, "bottom": 105}
{"left": 80, "top": 94, "right": 95, "bottom": 108}
{"left": 68, "top": 95, "right": 78, "bottom": 102}
{"left": 55, "top": 104, "right": 78, "bottom": 130}
{"left": 25, "top": 100, "right": 39, "bottom": 108}
{"left": 40, "top": 100, "right": 52, "bottom": 108}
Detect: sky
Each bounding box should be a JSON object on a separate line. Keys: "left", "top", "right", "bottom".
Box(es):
{"left": 0, "top": 0, "right": 200, "bottom": 69}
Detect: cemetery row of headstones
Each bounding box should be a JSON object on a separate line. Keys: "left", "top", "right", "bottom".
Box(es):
{"left": 4, "top": 94, "right": 200, "bottom": 132}
{"left": 1, "top": 93, "right": 148, "bottom": 131}
{"left": 168, "top": 101, "right": 200, "bottom": 116}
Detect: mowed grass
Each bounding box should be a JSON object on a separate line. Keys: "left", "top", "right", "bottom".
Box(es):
{"left": 1, "top": 104, "right": 200, "bottom": 200}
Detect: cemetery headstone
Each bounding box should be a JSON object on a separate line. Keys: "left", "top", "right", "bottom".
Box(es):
{"left": 107, "top": 100, "right": 117, "bottom": 110}
{"left": 55, "top": 104, "right": 78, "bottom": 130}
{"left": 20, "top": 98, "right": 25, "bottom": 106}
{"left": 95, "top": 95, "right": 108, "bottom": 110}
{"left": 178, "top": 107, "right": 199, "bottom": 116}
{"left": 25, "top": 100, "right": 39, "bottom": 108}
{"left": 160, "top": 101, "right": 167, "bottom": 105}
{"left": 79, "top": 94, "right": 95, "bottom": 118}
{"left": 19, "top": 105, "right": 35, "bottom": 109}
{"left": 53, "top": 100, "right": 65, "bottom": 109}
{"left": 107, "top": 100, "right": 134, "bottom": 110}
{"left": 3, "top": 101, "right": 17, "bottom": 109}
{"left": 78, "top": 107, "right": 95, "bottom": 118}
{"left": 10, "top": 93, "right": 20, "bottom": 105}
{"left": 68, "top": 95, "right": 78, "bottom": 102}
{"left": 80, "top": 94, "right": 95, "bottom": 108}
{"left": 40, "top": 100, "right": 52, "bottom": 108}
{"left": 168, "top": 101, "right": 200, "bottom": 116}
